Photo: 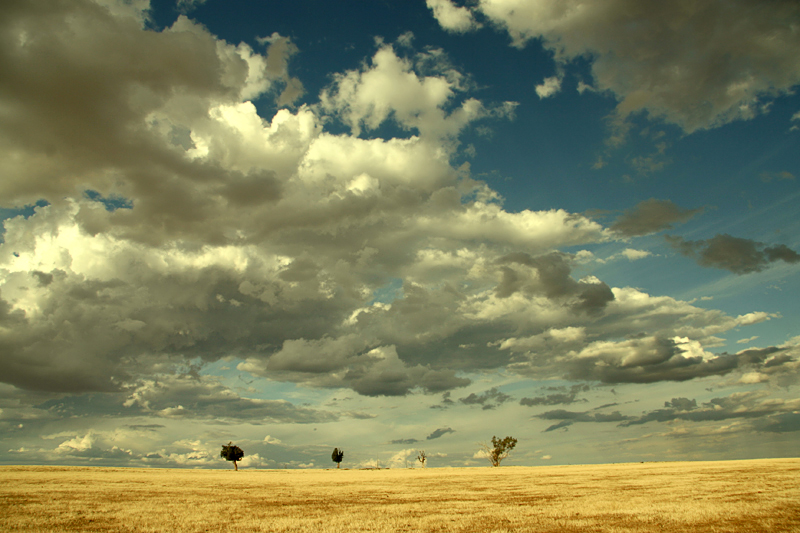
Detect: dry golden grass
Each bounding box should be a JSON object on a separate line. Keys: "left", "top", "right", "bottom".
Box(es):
{"left": 1, "top": 459, "right": 799, "bottom": 532}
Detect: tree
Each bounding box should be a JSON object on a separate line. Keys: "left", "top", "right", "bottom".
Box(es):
{"left": 220, "top": 442, "right": 244, "bottom": 471}
{"left": 331, "top": 447, "right": 344, "bottom": 468}
{"left": 417, "top": 450, "right": 427, "bottom": 468}
{"left": 479, "top": 436, "right": 517, "bottom": 467}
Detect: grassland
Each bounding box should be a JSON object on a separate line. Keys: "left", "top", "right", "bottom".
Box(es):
{"left": 1, "top": 459, "right": 798, "bottom": 532}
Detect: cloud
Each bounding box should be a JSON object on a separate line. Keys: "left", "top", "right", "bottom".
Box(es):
{"left": 755, "top": 413, "right": 800, "bottom": 433}
{"left": 240, "top": 344, "right": 470, "bottom": 397}
{"left": 520, "top": 384, "right": 589, "bottom": 406}
{"left": 610, "top": 199, "right": 703, "bottom": 237}
{"left": 493, "top": 252, "right": 614, "bottom": 315}
{"left": 0, "top": 0, "right": 792, "bottom": 412}
{"left": 467, "top": 0, "right": 800, "bottom": 133}
{"left": 430, "top": 391, "right": 455, "bottom": 409}
{"left": 426, "top": 0, "right": 479, "bottom": 33}
{"left": 535, "top": 76, "right": 562, "bottom": 99}
{"left": 536, "top": 390, "right": 800, "bottom": 436}
{"left": 504, "top": 308, "right": 794, "bottom": 386}
{"left": 562, "top": 338, "right": 792, "bottom": 384}
{"left": 390, "top": 438, "right": 419, "bottom": 445}
{"left": 426, "top": 427, "right": 455, "bottom": 440}
{"left": 666, "top": 234, "right": 800, "bottom": 274}
{"left": 0, "top": 1, "right": 301, "bottom": 212}
{"left": 459, "top": 387, "right": 512, "bottom": 409}
{"left": 176, "top": 0, "right": 207, "bottom": 14}
{"left": 385, "top": 448, "right": 419, "bottom": 468}
{"left": 118, "top": 375, "right": 338, "bottom": 424}
{"left": 125, "top": 424, "right": 165, "bottom": 431}
{"left": 319, "top": 43, "right": 505, "bottom": 142}
{"left": 537, "top": 409, "right": 631, "bottom": 432}
{"left": 237, "top": 453, "right": 269, "bottom": 469}
{"left": 619, "top": 391, "right": 800, "bottom": 431}
{"left": 620, "top": 249, "right": 652, "bottom": 261}
{"left": 9, "top": 427, "right": 228, "bottom": 467}
{"left": 759, "top": 171, "right": 795, "bottom": 183}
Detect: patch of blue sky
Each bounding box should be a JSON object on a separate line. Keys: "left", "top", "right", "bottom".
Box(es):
{"left": 199, "top": 357, "right": 331, "bottom": 404}
{"left": 83, "top": 190, "right": 133, "bottom": 211}
{"left": 0, "top": 200, "right": 49, "bottom": 243}
{"left": 368, "top": 277, "right": 404, "bottom": 305}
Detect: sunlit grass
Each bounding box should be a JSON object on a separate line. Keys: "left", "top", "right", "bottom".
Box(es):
{"left": 2, "top": 459, "right": 798, "bottom": 532}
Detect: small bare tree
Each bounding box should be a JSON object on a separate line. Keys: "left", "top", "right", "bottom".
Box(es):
{"left": 220, "top": 442, "right": 244, "bottom": 471}
{"left": 331, "top": 447, "right": 344, "bottom": 468}
{"left": 479, "top": 436, "right": 517, "bottom": 467}
{"left": 417, "top": 450, "right": 427, "bottom": 468}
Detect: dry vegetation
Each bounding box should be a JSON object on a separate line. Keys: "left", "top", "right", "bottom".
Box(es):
{"left": 1, "top": 459, "right": 799, "bottom": 532}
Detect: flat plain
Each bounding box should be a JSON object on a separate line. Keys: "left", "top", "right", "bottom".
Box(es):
{"left": 1, "top": 459, "right": 798, "bottom": 532}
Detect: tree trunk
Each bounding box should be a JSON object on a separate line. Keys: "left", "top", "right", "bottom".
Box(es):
{"left": 233, "top": 460, "right": 238, "bottom": 471}
{"left": 337, "top": 463, "right": 340, "bottom": 468}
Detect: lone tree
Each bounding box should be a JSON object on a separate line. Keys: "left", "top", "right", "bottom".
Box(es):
{"left": 479, "top": 436, "right": 517, "bottom": 467}
{"left": 221, "top": 442, "right": 244, "bottom": 471}
{"left": 417, "top": 450, "right": 427, "bottom": 468}
{"left": 332, "top": 447, "right": 344, "bottom": 468}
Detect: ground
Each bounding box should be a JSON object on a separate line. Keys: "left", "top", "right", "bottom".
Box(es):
{"left": 1, "top": 459, "right": 798, "bottom": 532}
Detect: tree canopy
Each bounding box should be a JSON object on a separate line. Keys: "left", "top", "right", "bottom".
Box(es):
{"left": 332, "top": 447, "right": 344, "bottom": 468}
{"left": 221, "top": 442, "right": 244, "bottom": 470}
{"left": 481, "top": 436, "right": 517, "bottom": 467}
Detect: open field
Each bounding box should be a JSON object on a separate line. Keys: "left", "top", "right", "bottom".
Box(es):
{"left": 1, "top": 459, "right": 799, "bottom": 532}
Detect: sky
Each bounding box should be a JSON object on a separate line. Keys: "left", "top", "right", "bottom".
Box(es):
{"left": 0, "top": 0, "right": 799, "bottom": 470}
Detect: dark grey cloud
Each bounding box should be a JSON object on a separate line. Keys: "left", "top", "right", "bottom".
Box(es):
{"left": 538, "top": 409, "right": 631, "bottom": 431}
{"left": 32, "top": 375, "right": 339, "bottom": 424}
{"left": 619, "top": 392, "right": 800, "bottom": 431}
{"left": 470, "top": 1, "right": 800, "bottom": 134}
{"left": 594, "top": 402, "right": 619, "bottom": 410}
{"left": 254, "top": 341, "right": 471, "bottom": 397}
{"left": 125, "top": 424, "right": 165, "bottom": 431}
{"left": 496, "top": 252, "right": 615, "bottom": 314}
{"left": 543, "top": 420, "right": 573, "bottom": 432}
{"left": 520, "top": 384, "right": 590, "bottom": 406}
{"left": 565, "top": 339, "right": 788, "bottom": 384}
{"left": 426, "top": 427, "right": 455, "bottom": 440}
{"left": 390, "top": 438, "right": 419, "bottom": 445}
{"left": 459, "top": 387, "right": 512, "bottom": 410}
{"left": 521, "top": 394, "right": 583, "bottom": 407}
{"left": 122, "top": 375, "right": 339, "bottom": 423}
{"left": 754, "top": 413, "right": 800, "bottom": 433}
{"left": 0, "top": 262, "right": 364, "bottom": 394}
{"left": 538, "top": 391, "right": 800, "bottom": 435}
{"left": 610, "top": 199, "right": 702, "bottom": 237}
{"left": 430, "top": 391, "right": 455, "bottom": 409}
{"left": 666, "top": 234, "right": 800, "bottom": 274}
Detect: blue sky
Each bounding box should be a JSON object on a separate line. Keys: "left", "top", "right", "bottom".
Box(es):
{"left": 0, "top": 0, "right": 798, "bottom": 469}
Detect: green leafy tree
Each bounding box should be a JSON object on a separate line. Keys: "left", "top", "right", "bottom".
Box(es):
{"left": 479, "top": 436, "right": 517, "bottom": 467}
{"left": 332, "top": 447, "right": 344, "bottom": 468}
{"left": 221, "top": 442, "right": 244, "bottom": 471}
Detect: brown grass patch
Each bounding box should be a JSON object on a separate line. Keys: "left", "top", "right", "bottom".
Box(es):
{"left": 1, "top": 459, "right": 798, "bottom": 532}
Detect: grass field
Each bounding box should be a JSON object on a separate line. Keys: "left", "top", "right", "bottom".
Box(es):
{"left": 1, "top": 459, "right": 799, "bottom": 532}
